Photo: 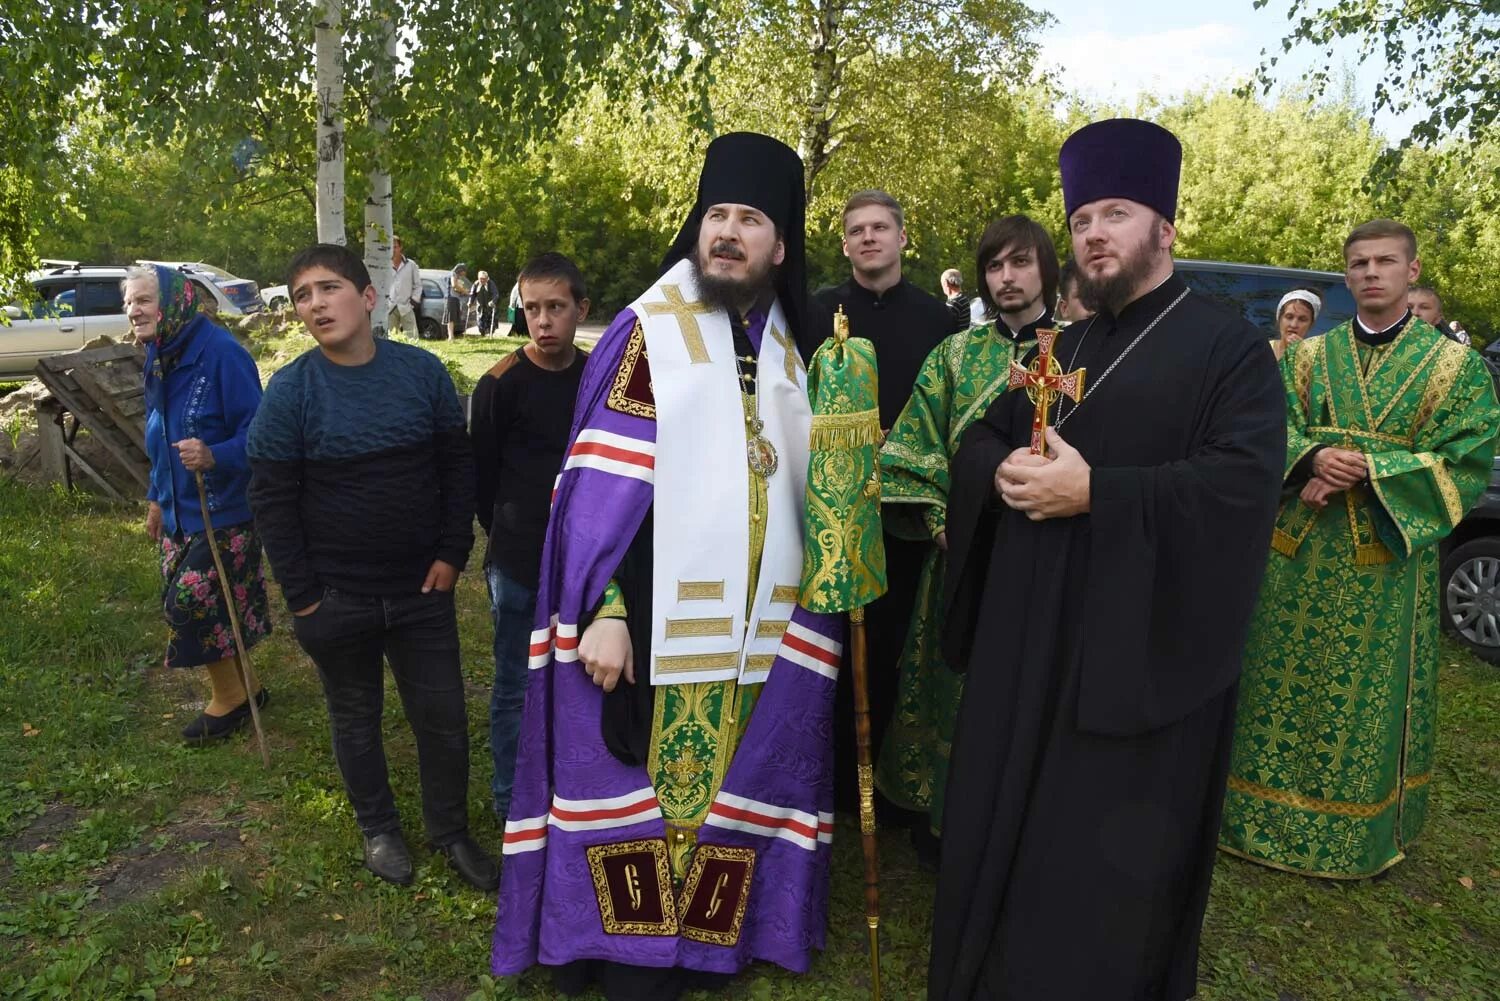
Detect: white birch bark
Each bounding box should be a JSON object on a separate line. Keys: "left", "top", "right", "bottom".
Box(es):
{"left": 797, "top": 0, "right": 846, "bottom": 202}
{"left": 363, "top": 7, "right": 397, "bottom": 337}
{"left": 314, "top": 0, "right": 346, "bottom": 245}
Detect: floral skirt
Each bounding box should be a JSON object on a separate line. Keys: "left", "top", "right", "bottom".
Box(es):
{"left": 159, "top": 521, "right": 273, "bottom": 668}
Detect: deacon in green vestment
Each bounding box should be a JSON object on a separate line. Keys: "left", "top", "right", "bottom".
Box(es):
{"left": 875, "top": 215, "right": 1059, "bottom": 835}
{"left": 1221, "top": 219, "right": 1500, "bottom": 879}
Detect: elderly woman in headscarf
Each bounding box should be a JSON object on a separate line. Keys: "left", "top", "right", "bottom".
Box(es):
{"left": 1272, "top": 288, "right": 1321, "bottom": 360}
{"left": 128, "top": 264, "right": 273, "bottom": 744}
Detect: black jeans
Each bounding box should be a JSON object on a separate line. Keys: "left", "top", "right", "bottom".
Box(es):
{"left": 291, "top": 587, "right": 471, "bottom": 846}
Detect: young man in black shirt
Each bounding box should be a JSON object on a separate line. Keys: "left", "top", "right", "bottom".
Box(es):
{"left": 469, "top": 252, "right": 590, "bottom": 822}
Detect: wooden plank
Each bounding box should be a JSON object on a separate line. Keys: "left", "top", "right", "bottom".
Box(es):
{"left": 62, "top": 441, "right": 125, "bottom": 500}
{"left": 71, "top": 365, "right": 146, "bottom": 451}
{"left": 33, "top": 342, "right": 150, "bottom": 493}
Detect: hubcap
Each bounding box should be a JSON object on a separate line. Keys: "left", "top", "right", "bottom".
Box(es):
{"left": 1446, "top": 555, "right": 1500, "bottom": 648}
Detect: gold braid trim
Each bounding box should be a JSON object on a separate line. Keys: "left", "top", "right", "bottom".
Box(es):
{"left": 809, "top": 407, "right": 882, "bottom": 450}
{"left": 1411, "top": 336, "right": 1470, "bottom": 435}
{"left": 1306, "top": 425, "right": 1413, "bottom": 447}
{"left": 1417, "top": 452, "right": 1465, "bottom": 527}
{"left": 1226, "top": 772, "right": 1430, "bottom": 819}
{"left": 1375, "top": 335, "right": 1447, "bottom": 429}
{"left": 1292, "top": 334, "right": 1324, "bottom": 419}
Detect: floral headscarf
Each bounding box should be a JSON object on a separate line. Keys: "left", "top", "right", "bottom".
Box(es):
{"left": 143, "top": 265, "right": 206, "bottom": 410}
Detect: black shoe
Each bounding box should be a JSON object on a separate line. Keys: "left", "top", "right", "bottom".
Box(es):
{"left": 181, "top": 702, "right": 250, "bottom": 744}
{"left": 435, "top": 834, "right": 499, "bottom": 891}
{"left": 362, "top": 831, "right": 414, "bottom": 886}
{"left": 180, "top": 689, "right": 270, "bottom": 745}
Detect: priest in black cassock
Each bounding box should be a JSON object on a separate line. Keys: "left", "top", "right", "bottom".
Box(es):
{"left": 812, "top": 189, "right": 960, "bottom": 813}
{"left": 929, "top": 119, "right": 1286, "bottom": 1000}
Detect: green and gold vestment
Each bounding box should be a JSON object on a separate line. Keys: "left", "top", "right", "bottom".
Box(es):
{"left": 873, "top": 321, "right": 1036, "bottom": 833}
{"left": 1220, "top": 320, "right": 1500, "bottom": 877}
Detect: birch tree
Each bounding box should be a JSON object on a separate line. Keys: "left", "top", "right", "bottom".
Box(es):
{"left": 315, "top": 0, "right": 347, "bottom": 245}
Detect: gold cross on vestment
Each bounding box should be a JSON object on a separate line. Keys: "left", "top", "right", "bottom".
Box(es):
{"left": 1007, "top": 328, "right": 1085, "bottom": 457}
{"left": 768, "top": 323, "right": 803, "bottom": 382}
{"left": 643, "top": 285, "right": 714, "bottom": 364}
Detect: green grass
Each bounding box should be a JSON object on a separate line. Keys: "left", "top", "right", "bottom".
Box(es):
{"left": 3, "top": 476, "right": 1500, "bottom": 998}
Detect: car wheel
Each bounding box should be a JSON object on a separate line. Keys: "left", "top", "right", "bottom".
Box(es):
{"left": 418, "top": 317, "right": 442, "bottom": 340}
{"left": 1441, "top": 537, "right": 1500, "bottom": 664}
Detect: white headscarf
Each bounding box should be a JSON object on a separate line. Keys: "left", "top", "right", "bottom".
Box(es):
{"left": 1277, "top": 289, "right": 1322, "bottom": 321}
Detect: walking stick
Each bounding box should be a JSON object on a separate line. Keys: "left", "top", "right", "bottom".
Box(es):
{"left": 803, "top": 306, "right": 886, "bottom": 1000}
{"left": 194, "top": 471, "right": 270, "bottom": 767}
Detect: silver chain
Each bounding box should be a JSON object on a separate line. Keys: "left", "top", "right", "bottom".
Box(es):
{"left": 1056, "top": 287, "right": 1189, "bottom": 430}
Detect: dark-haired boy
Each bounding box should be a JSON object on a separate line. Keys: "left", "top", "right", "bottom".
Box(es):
{"left": 469, "top": 252, "right": 590, "bottom": 822}
{"left": 247, "top": 243, "right": 498, "bottom": 891}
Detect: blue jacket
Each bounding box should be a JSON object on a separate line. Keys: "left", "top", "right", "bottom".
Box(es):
{"left": 145, "top": 316, "right": 263, "bottom": 536}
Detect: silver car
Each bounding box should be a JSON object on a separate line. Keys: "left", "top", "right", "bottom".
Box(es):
{"left": 1, "top": 266, "right": 132, "bottom": 380}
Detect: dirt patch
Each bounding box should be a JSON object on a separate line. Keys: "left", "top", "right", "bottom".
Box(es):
{"left": 5, "top": 803, "right": 82, "bottom": 854}
{"left": 422, "top": 986, "right": 471, "bottom": 1001}
{"left": 89, "top": 819, "right": 244, "bottom": 908}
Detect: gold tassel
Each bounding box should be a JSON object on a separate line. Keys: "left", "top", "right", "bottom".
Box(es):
{"left": 809, "top": 407, "right": 881, "bottom": 450}
{"left": 1270, "top": 529, "right": 1300, "bottom": 558}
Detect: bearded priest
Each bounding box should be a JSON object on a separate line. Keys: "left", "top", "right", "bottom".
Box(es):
{"left": 490, "top": 132, "right": 844, "bottom": 1001}
{"left": 928, "top": 119, "right": 1287, "bottom": 1000}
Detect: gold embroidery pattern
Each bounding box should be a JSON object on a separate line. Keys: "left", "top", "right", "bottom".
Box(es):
{"left": 643, "top": 285, "right": 714, "bottom": 364}
{"left": 656, "top": 651, "right": 739, "bottom": 674}
{"left": 1292, "top": 335, "right": 1324, "bottom": 420}
{"left": 1306, "top": 425, "right": 1413, "bottom": 447}
{"left": 586, "top": 839, "right": 679, "bottom": 936}
{"left": 1411, "top": 336, "right": 1468, "bottom": 435}
{"left": 809, "top": 407, "right": 881, "bottom": 450}
{"left": 768, "top": 323, "right": 803, "bottom": 383}
{"left": 607, "top": 320, "right": 655, "bottom": 419}
{"left": 665, "top": 617, "right": 733, "bottom": 639}
{"left": 1226, "top": 773, "right": 1413, "bottom": 819}
{"left": 755, "top": 619, "right": 788, "bottom": 639}
{"left": 746, "top": 653, "right": 775, "bottom": 673}
{"left": 770, "top": 584, "right": 800, "bottom": 604}
{"left": 1417, "top": 452, "right": 1465, "bottom": 527}
{"left": 1374, "top": 337, "right": 1446, "bottom": 429}
{"left": 677, "top": 844, "right": 757, "bottom": 946}
{"left": 677, "top": 580, "right": 725, "bottom": 601}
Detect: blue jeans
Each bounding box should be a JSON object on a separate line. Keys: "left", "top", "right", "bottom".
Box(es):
{"left": 487, "top": 564, "right": 536, "bottom": 820}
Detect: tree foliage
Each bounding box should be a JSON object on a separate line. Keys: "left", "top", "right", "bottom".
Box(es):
{"left": 1251, "top": 1, "right": 1500, "bottom": 159}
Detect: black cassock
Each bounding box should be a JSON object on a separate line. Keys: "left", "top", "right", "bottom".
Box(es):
{"left": 930, "top": 274, "right": 1286, "bottom": 1000}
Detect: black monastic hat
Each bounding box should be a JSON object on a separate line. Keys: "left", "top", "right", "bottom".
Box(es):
{"left": 1059, "top": 118, "right": 1183, "bottom": 222}
{"left": 661, "top": 132, "right": 812, "bottom": 345}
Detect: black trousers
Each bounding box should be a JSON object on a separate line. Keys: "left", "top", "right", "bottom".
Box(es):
{"left": 291, "top": 587, "right": 471, "bottom": 845}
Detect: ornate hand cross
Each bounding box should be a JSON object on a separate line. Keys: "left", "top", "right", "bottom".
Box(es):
{"left": 643, "top": 285, "right": 714, "bottom": 364}
{"left": 1007, "top": 328, "right": 1085, "bottom": 458}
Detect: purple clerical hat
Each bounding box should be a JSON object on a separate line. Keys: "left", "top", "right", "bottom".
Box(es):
{"left": 1059, "top": 118, "right": 1182, "bottom": 222}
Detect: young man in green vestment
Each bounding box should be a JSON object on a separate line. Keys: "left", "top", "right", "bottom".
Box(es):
{"left": 1221, "top": 219, "right": 1500, "bottom": 878}
{"left": 874, "top": 215, "right": 1059, "bottom": 846}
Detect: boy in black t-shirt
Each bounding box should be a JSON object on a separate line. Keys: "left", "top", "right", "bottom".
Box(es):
{"left": 470, "top": 252, "right": 591, "bottom": 821}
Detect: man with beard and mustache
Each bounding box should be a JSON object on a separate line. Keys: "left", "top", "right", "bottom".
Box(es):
{"left": 929, "top": 119, "right": 1287, "bottom": 1000}
{"left": 490, "top": 132, "right": 845, "bottom": 1001}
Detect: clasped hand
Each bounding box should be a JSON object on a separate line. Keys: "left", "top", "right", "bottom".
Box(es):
{"left": 579, "top": 617, "right": 635, "bottom": 692}
{"left": 994, "top": 428, "right": 1091, "bottom": 521}
{"left": 1301, "top": 447, "right": 1368, "bottom": 510}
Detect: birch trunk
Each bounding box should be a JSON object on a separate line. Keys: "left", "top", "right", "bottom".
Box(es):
{"left": 797, "top": 0, "right": 845, "bottom": 202}
{"left": 363, "top": 6, "right": 397, "bottom": 338}
{"left": 314, "top": 0, "right": 346, "bottom": 245}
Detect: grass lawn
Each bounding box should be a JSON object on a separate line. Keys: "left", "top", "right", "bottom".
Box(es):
{"left": 2, "top": 332, "right": 1499, "bottom": 999}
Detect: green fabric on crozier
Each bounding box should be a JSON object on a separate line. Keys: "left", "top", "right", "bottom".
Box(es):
{"left": 873, "top": 323, "right": 1036, "bottom": 833}
{"left": 800, "top": 334, "right": 887, "bottom": 614}
{"left": 1221, "top": 320, "right": 1500, "bottom": 877}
